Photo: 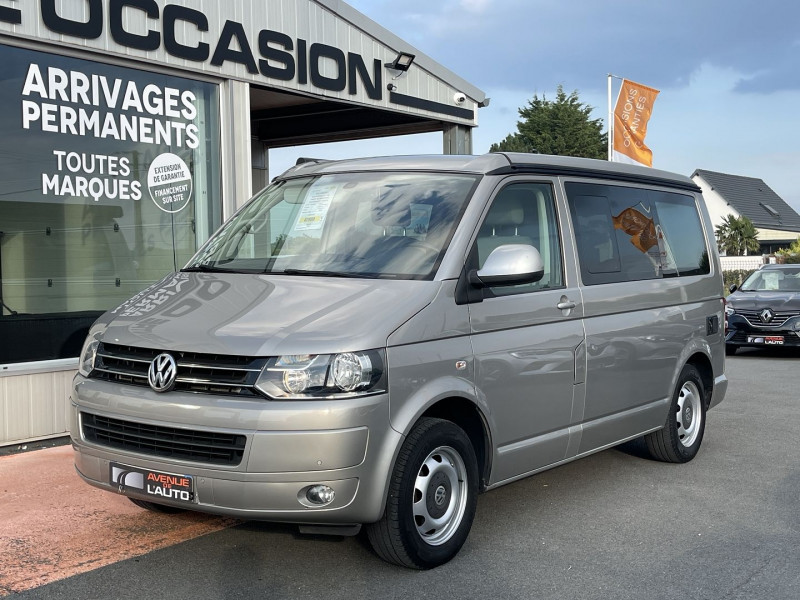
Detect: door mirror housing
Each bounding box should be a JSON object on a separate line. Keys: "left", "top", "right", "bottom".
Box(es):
{"left": 469, "top": 244, "right": 545, "bottom": 288}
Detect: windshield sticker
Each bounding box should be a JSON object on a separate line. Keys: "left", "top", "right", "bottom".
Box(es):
{"left": 762, "top": 272, "right": 780, "bottom": 290}
{"left": 409, "top": 203, "right": 432, "bottom": 238}
{"left": 293, "top": 184, "right": 337, "bottom": 231}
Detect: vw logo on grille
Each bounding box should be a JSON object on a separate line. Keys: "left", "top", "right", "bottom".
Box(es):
{"left": 760, "top": 308, "right": 775, "bottom": 324}
{"left": 148, "top": 353, "right": 177, "bottom": 393}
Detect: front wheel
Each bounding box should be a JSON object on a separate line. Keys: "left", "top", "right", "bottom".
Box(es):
{"left": 366, "top": 417, "right": 478, "bottom": 569}
{"left": 644, "top": 364, "right": 706, "bottom": 463}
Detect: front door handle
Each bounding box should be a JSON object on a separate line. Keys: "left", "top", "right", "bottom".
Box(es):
{"left": 557, "top": 298, "right": 577, "bottom": 310}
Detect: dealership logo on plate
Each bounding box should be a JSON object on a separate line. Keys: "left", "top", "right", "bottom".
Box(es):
{"left": 147, "top": 152, "right": 193, "bottom": 213}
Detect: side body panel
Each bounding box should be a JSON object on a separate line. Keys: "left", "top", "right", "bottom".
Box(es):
{"left": 559, "top": 179, "right": 726, "bottom": 453}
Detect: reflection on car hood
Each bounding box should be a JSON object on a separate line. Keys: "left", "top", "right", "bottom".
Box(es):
{"left": 728, "top": 291, "right": 800, "bottom": 311}
{"left": 99, "top": 272, "right": 439, "bottom": 356}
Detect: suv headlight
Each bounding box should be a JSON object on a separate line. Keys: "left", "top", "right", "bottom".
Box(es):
{"left": 78, "top": 328, "right": 104, "bottom": 377}
{"left": 255, "top": 349, "right": 386, "bottom": 399}
{"left": 724, "top": 305, "right": 735, "bottom": 316}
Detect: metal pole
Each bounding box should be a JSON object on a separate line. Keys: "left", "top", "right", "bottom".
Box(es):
{"left": 607, "top": 74, "right": 624, "bottom": 162}
{"left": 0, "top": 231, "right": 8, "bottom": 316}
{"left": 607, "top": 74, "right": 613, "bottom": 161}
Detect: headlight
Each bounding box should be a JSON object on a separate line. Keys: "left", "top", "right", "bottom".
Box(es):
{"left": 254, "top": 350, "right": 385, "bottom": 399}
{"left": 724, "top": 305, "right": 735, "bottom": 316}
{"left": 78, "top": 329, "right": 104, "bottom": 377}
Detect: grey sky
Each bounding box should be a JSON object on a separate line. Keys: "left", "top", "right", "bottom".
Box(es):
{"left": 272, "top": 0, "right": 800, "bottom": 213}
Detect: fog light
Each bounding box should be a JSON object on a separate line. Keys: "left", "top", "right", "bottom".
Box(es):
{"left": 306, "top": 485, "right": 335, "bottom": 506}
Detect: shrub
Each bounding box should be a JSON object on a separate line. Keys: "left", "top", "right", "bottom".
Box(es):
{"left": 775, "top": 237, "right": 800, "bottom": 263}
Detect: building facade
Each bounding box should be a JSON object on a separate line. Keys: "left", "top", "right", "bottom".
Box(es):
{"left": 692, "top": 169, "right": 800, "bottom": 255}
{"left": 0, "top": 0, "right": 486, "bottom": 445}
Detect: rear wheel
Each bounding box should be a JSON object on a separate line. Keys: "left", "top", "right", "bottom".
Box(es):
{"left": 367, "top": 417, "right": 478, "bottom": 569}
{"left": 128, "top": 497, "right": 186, "bottom": 513}
{"left": 644, "top": 364, "right": 706, "bottom": 463}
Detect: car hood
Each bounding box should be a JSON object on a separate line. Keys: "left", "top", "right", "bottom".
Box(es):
{"left": 97, "top": 272, "right": 439, "bottom": 356}
{"left": 728, "top": 290, "right": 800, "bottom": 311}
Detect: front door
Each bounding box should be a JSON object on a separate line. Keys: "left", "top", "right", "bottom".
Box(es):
{"left": 466, "top": 180, "right": 584, "bottom": 484}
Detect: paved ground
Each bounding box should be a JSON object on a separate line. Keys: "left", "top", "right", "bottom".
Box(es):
{"left": 1, "top": 348, "right": 798, "bottom": 599}
{"left": 0, "top": 446, "right": 236, "bottom": 595}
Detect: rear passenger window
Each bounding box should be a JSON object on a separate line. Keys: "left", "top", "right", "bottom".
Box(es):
{"left": 566, "top": 182, "right": 709, "bottom": 285}
{"left": 651, "top": 191, "right": 710, "bottom": 276}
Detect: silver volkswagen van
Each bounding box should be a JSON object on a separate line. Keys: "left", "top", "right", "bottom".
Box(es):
{"left": 71, "top": 153, "right": 727, "bottom": 568}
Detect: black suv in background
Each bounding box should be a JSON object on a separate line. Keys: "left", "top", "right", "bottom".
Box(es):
{"left": 725, "top": 264, "right": 800, "bottom": 354}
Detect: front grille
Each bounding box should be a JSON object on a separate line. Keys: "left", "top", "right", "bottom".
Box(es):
{"left": 737, "top": 310, "right": 799, "bottom": 328}
{"left": 81, "top": 412, "right": 247, "bottom": 465}
{"left": 92, "top": 343, "right": 268, "bottom": 397}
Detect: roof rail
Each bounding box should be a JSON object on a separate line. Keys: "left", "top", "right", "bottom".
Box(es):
{"left": 295, "top": 157, "right": 332, "bottom": 165}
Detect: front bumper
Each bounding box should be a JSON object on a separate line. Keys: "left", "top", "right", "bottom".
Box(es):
{"left": 725, "top": 314, "right": 800, "bottom": 348}
{"left": 70, "top": 376, "right": 402, "bottom": 524}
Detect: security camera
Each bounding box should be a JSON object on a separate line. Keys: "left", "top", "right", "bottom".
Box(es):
{"left": 453, "top": 92, "right": 467, "bottom": 104}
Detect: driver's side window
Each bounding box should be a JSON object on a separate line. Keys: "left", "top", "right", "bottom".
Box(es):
{"left": 473, "top": 182, "right": 564, "bottom": 296}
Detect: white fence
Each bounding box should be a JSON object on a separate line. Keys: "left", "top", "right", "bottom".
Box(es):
{"left": 719, "top": 255, "right": 767, "bottom": 272}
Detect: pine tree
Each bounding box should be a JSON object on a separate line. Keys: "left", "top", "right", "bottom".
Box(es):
{"left": 490, "top": 85, "right": 607, "bottom": 159}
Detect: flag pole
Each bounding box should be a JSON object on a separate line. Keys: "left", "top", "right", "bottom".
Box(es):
{"left": 607, "top": 74, "right": 613, "bottom": 161}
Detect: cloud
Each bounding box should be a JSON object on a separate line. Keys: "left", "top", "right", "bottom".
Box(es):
{"left": 348, "top": 0, "right": 800, "bottom": 95}
{"left": 459, "top": 0, "right": 492, "bottom": 13}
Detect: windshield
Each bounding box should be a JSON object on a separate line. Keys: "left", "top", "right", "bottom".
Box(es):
{"left": 185, "top": 171, "right": 479, "bottom": 279}
{"left": 740, "top": 267, "right": 800, "bottom": 292}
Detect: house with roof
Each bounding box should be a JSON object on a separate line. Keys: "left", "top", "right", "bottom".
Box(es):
{"left": 691, "top": 170, "right": 800, "bottom": 255}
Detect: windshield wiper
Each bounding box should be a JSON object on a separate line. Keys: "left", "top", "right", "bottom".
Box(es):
{"left": 278, "top": 269, "right": 367, "bottom": 278}
{"left": 182, "top": 264, "right": 234, "bottom": 273}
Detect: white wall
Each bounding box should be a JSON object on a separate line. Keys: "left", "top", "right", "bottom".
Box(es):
{"left": 1, "top": 365, "right": 75, "bottom": 445}
{"left": 693, "top": 175, "right": 741, "bottom": 227}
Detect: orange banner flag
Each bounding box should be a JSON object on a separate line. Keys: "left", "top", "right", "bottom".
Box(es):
{"left": 612, "top": 79, "right": 660, "bottom": 167}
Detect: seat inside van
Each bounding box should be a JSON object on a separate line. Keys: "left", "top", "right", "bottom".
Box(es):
{"left": 477, "top": 189, "right": 534, "bottom": 266}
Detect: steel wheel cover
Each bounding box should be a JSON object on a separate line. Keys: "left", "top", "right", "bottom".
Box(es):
{"left": 676, "top": 380, "right": 702, "bottom": 447}
{"left": 412, "top": 445, "right": 468, "bottom": 546}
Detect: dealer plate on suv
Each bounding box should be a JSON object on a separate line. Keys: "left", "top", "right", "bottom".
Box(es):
{"left": 110, "top": 462, "right": 195, "bottom": 503}
{"left": 747, "top": 335, "right": 784, "bottom": 345}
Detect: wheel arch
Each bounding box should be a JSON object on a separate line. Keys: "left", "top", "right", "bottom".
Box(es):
{"left": 418, "top": 397, "right": 493, "bottom": 491}
{"left": 686, "top": 351, "right": 714, "bottom": 409}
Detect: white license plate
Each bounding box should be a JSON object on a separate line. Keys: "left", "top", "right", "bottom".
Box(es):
{"left": 747, "top": 335, "right": 784, "bottom": 345}
{"left": 110, "top": 462, "right": 195, "bottom": 503}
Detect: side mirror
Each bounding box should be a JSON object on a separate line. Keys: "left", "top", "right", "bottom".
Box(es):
{"left": 469, "top": 244, "right": 545, "bottom": 288}
{"left": 728, "top": 284, "right": 738, "bottom": 294}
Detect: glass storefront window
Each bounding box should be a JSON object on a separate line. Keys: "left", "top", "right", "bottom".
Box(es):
{"left": 0, "top": 45, "right": 221, "bottom": 363}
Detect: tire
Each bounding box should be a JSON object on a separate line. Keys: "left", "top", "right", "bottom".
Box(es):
{"left": 725, "top": 344, "right": 737, "bottom": 356}
{"left": 644, "top": 364, "right": 706, "bottom": 463}
{"left": 128, "top": 497, "right": 187, "bottom": 514}
{"left": 366, "top": 417, "right": 479, "bottom": 569}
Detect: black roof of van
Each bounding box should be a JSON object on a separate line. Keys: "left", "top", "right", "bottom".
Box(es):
{"left": 276, "top": 153, "right": 700, "bottom": 192}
